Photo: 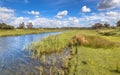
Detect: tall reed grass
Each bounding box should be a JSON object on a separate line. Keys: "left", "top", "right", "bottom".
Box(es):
{"left": 69, "top": 34, "right": 118, "bottom": 48}
{"left": 0, "top": 29, "right": 63, "bottom": 37}
{"left": 27, "top": 30, "right": 120, "bottom": 75}
{"left": 28, "top": 30, "right": 119, "bottom": 58}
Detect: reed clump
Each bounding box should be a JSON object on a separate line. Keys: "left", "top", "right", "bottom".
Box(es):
{"left": 27, "top": 30, "right": 120, "bottom": 75}
{"left": 0, "top": 29, "right": 63, "bottom": 37}
{"left": 28, "top": 32, "right": 73, "bottom": 57}
{"left": 28, "top": 30, "right": 119, "bottom": 58}
{"left": 69, "top": 34, "right": 117, "bottom": 48}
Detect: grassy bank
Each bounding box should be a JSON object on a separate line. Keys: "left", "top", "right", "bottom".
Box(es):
{"left": 28, "top": 29, "right": 120, "bottom": 75}
{"left": 0, "top": 29, "right": 64, "bottom": 37}
{"left": 68, "top": 47, "right": 120, "bottom": 75}
{"left": 27, "top": 31, "right": 75, "bottom": 57}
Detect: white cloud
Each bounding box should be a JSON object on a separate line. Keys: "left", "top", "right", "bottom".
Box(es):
{"left": 10, "top": 17, "right": 30, "bottom": 27}
{"left": 1, "top": 6, "right": 120, "bottom": 28}
{"left": 68, "top": 17, "right": 80, "bottom": 27}
{"left": 105, "top": 11, "right": 119, "bottom": 16}
{"left": 0, "top": 7, "right": 30, "bottom": 27}
{"left": 0, "top": 12, "right": 14, "bottom": 22}
{"left": 98, "top": 0, "right": 120, "bottom": 10}
{"left": 32, "top": 17, "right": 80, "bottom": 28}
{"left": 80, "top": 11, "right": 120, "bottom": 26}
{"left": 27, "top": 11, "right": 40, "bottom": 15}
{"left": 35, "top": 15, "right": 39, "bottom": 18}
{"left": 0, "top": 7, "right": 14, "bottom": 13}
{"left": 55, "top": 10, "right": 68, "bottom": 19}
{"left": 81, "top": 6, "right": 91, "bottom": 12}
{"left": 0, "top": 7, "right": 14, "bottom": 23}
{"left": 33, "top": 18, "right": 67, "bottom": 28}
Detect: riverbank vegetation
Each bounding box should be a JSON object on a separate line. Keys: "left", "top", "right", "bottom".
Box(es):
{"left": 0, "top": 20, "right": 120, "bottom": 75}
{"left": 0, "top": 20, "right": 120, "bottom": 37}
{"left": 0, "top": 29, "right": 66, "bottom": 37}
{"left": 27, "top": 28, "right": 120, "bottom": 75}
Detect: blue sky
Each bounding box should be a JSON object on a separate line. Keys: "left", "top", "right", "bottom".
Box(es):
{"left": 0, "top": 0, "right": 120, "bottom": 27}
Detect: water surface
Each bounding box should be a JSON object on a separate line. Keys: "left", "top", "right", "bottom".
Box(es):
{"left": 0, "top": 32, "right": 62, "bottom": 75}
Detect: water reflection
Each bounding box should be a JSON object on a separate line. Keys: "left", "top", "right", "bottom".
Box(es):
{"left": 0, "top": 32, "right": 60, "bottom": 75}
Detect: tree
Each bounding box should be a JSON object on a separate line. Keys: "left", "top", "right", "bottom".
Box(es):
{"left": 18, "top": 22, "right": 25, "bottom": 29}
{"left": 116, "top": 20, "right": 120, "bottom": 27}
{"left": 0, "top": 23, "right": 14, "bottom": 29}
{"left": 92, "top": 23, "right": 103, "bottom": 29}
{"left": 26, "top": 22, "right": 33, "bottom": 29}
{"left": 104, "top": 23, "right": 110, "bottom": 28}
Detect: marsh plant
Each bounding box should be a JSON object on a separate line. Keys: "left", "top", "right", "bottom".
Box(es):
{"left": 27, "top": 30, "right": 120, "bottom": 75}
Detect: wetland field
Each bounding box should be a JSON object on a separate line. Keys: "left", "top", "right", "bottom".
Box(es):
{"left": 0, "top": 28, "right": 119, "bottom": 75}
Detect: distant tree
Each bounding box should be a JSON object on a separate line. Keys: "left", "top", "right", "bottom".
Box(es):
{"left": 0, "top": 23, "right": 14, "bottom": 29}
{"left": 18, "top": 22, "right": 25, "bottom": 29}
{"left": 26, "top": 22, "right": 33, "bottom": 29}
{"left": 116, "top": 20, "right": 120, "bottom": 27}
{"left": 92, "top": 23, "right": 103, "bottom": 29}
{"left": 2, "top": 25, "right": 14, "bottom": 29}
{"left": 104, "top": 23, "right": 110, "bottom": 28}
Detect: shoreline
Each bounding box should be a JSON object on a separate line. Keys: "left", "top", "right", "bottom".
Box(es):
{"left": 0, "top": 29, "right": 65, "bottom": 37}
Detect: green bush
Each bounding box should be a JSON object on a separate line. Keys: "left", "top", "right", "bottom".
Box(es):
{"left": 69, "top": 34, "right": 117, "bottom": 48}
{"left": 92, "top": 23, "right": 103, "bottom": 29}
{"left": 0, "top": 23, "right": 14, "bottom": 29}
{"left": 99, "top": 32, "right": 116, "bottom": 36}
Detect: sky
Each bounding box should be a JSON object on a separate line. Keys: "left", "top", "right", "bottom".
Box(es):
{"left": 0, "top": 0, "right": 120, "bottom": 28}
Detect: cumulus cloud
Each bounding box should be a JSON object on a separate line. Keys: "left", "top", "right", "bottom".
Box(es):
{"left": 81, "top": 6, "right": 91, "bottom": 12}
{"left": 27, "top": 11, "right": 40, "bottom": 15}
{"left": 105, "top": 11, "right": 119, "bottom": 16}
{"left": 98, "top": 0, "right": 120, "bottom": 10}
{"left": 0, "top": 7, "right": 14, "bottom": 23}
{"left": 33, "top": 18, "right": 69, "bottom": 28}
{"left": 10, "top": 17, "right": 30, "bottom": 27}
{"left": 32, "top": 17, "right": 80, "bottom": 28}
{"left": 1, "top": 6, "right": 120, "bottom": 28}
{"left": 80, "top": 11, "right": 120, "bottom": 26}
{"left": 0, "top": 7, "right": 30, "bottom": 27}
{"left": 35, "top": 15, "right": 39, "bottom": 18}
{"left": 68, "top": 17, "right": 80, "bottom": 27}
{"left": 0, "top": 12, "right": 14, "bottom": 22}
{"left": 0, "top": 7, "right": 14, "bottom": 13}
{"left": 55, "top": 10, "right": 68, "bottom": 19}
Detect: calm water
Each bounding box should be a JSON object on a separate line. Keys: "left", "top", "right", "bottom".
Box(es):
{"left": 0, "top": 32, "right": 63, "bottom": 75}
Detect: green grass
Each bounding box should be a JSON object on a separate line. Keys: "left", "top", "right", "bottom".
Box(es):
{"left": 0, "top": 29, "right": 63, "bottom": 37}
{"left": 69, "top": 34, "right": 118, "bottom": 48}
{"left": 27, "top": 31, "right": 75, "bottom": 57}
{"left": 68, "top": 46, "right": 120, "bottom": 75}
{"left": 28, "top": 29, "right": 120, "bottom": 75}
{"left": 97, "top": 28, "right": 120, "bottom": 42}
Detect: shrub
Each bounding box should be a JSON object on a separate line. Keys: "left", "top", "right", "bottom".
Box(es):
{"left": 104, "top": 23, "right": 110, "bottom": 28}
{"left": 99, "top": 32, "right": 116, "bottom": 36}
{"left": 92, "top": 23, "right": 103, "bottom": 29}
{"left": 69, "top": 34, "right": 116, "bottom": 48}
{"left": 69, "top": 34, "right": 89, "bottom": 46}
{"left": 18, "top": 22, "right": 25, "bottom": 29}
{"left": 26, "top": 22, "right": 33, "bottom": 29}
{"left": 0, "top": 23, "right": 14, "bottom": 29}
{"left": 116, "top": 20, "right": 120, "bottom": 27}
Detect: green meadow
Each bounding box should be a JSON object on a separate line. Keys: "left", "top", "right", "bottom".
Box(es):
{"left": 0, "top": 29, "right": 63, "bottom": 37}
{"left": 28, "top": 28, "right": 120, "bottom": 75}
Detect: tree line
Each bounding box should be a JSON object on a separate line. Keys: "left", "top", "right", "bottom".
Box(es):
{"left": 0, "top": 23, "right": 14, "bottom": 29}
{"left": 17, "top": 22, "right": 33, "bottom": 29}
{"left": 0, "top": 22, "right": 33, "bottom": 29}
{"left": 0, "top": 20, "right": 120, "bottom": 30}
{"left": 92, "top": 20, "right": 120, "bottom": 29}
